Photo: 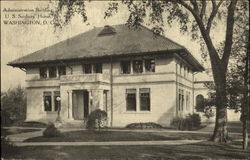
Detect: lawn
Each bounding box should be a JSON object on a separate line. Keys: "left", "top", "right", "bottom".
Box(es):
{"left": 25, "top": 130, "right": 211, "bottom": 142}
{"left": 1, "top": 128, "right": 41, "bottom": 136}
{"left": 2, "top": 141, "right": 250, "bottom": 159}
{"left": 2, "top": 121, "right": 250, "bottom": 159}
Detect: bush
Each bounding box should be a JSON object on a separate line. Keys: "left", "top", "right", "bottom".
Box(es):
{"left": 42, "top": 123, "right": 61, "bottom": 137}
{"left": 86, "top": 109, "right": 107, "bottom": 130}
{"left": 1, "top": 85, "right": 26, "bottom": 126}
{"left": 1, "top": 136, "right": 17, "bottom": 158}
{"left": 170, "top": 113, "right": 201, "bottom": 130}
{"left": 189, "top": 113, "right": 201, "bottom": 127}
{"left": 126, "top": 122, "right": 163, "bottom": 129}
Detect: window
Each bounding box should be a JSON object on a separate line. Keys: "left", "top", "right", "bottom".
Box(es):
{"left": 126, "top": 89, "right": 136, "bottom": 111}
{"left": 179, "top": 64, "right": 182, "bottom": 75}
{"left": 140, "top": 88, "right": 150, "bottom": 111}
{"left": 54, "top": 91, "right": 60, "bottom": 111}
{"left": 133, "top": 60, "right": 143, "bottom": 73}
{"left": 145, "top": 59, "right": 155, "bottom": 72}
{"left": 44, "top": 92, "right": 52, "bottom": 111}
{"left": 40, "top": 67, "right": 47, "bottom": 79}
{"left": 186, "top": 91, "right": 190, "bottom": 111}
{"left": 93, "top": 63, "right": 102, "bottom": 73}
{"left": 178, "top": 89, "right": 184, "bottom": 111}
{"left": 83, "top": 64, "right": 92, "bottom": 74}
{"left": 58, "top": 66, "right": 66, "bottom": 76}
{"left": 48, "top": 66, "right": 57, "bottom": 78}
{"left": 121, "top": 61, "right": 131, "bottom": 74}
{"left": 184, "top": 67, "right": 186, "bottom": 77}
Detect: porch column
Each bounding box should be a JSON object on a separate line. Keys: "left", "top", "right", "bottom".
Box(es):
{"left": 68, "top": 90, "right": 73, "bottom": 120}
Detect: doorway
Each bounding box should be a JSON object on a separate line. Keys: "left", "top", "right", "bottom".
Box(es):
{"left": 72, "top": 90, "right": 89, "bottom": 120}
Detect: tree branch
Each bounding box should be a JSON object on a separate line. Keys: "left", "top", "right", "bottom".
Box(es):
{"left": 190, "top": 0, "right": 199, "bottom": 14}
{"left": 177, "top": 0, "right": 221, "bottom": 65}
{"left": 222, "top": 0, "right": 238, "bottom": 71}
{"left": 200, "top": 0, "right": 206, "bottom": 21}
{"left": 206, "top": 0, "right": 223, "bottom": 34}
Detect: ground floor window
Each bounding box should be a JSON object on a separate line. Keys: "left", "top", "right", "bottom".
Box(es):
{"left": 44, "top": 92, "right": 52, "bottom": 111}
{"left": 54, "top": 91, "right": 60, "bottom": 111}
{"left": 178, "top": 89, "right": 184, "bottom": 111}
{"left": 140, "top": 88, "right": 150, "bottom": 111}
{"left": 126, "top": 89, "right": 136, "bottom": 111}
{"left": 186, "top": 91, "right": 190, "bottom": 111}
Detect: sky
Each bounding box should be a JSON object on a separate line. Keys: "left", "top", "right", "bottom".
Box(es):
{"left": 1, "top": 1, "right": 225, "bottom": 91}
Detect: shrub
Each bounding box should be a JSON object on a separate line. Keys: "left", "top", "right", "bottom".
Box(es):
{"left": 1, "top": 136, "right": 17, "bottom": 158}
{"left": 86, "top": 109, "right": 107, "bottom": 130}
{"left": 1, "top": 85, "right": 26, "bottom": 126}
{"left": 188, "top": 113, "right": 201, "bottom": 128}
{"left": 170, "top": 113, "right": 201, "bottom": 130}
{"left": 42, "top": 123, "right": 61, "bottom": 137}
{"left": 126, "top": 122, "right": 163, "bottom": 129}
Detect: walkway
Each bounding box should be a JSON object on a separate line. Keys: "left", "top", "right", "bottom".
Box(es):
{"left": 14, "top": 140, "right": 203, "bottom": 147}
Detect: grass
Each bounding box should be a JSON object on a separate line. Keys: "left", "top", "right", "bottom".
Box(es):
{"left": 2, "top": 141, "right": 249, "bottom": 159}
{"left": 1, "top": 128, "right": 41, "bottom": 136}
{"left": 13, "top": 121, "right": 47, "bottom": 128}
{"left": 25, "top": 130, "right": 211, "bottom": 142}
{"left": 2, "top": 121, "right": 250, "bottom": 159}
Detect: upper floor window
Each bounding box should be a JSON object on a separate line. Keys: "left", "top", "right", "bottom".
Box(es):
{"left": 121, "top": 61, "right": 131, "bottom": 74}
{"left": 48, "top": 66, "right": 57, "bottom": 78}
{"left": 180, "top": 64, "right": 182, "bottom": 75}
{"left": 126, "top": 89, "right": 136, "bottom": 111}
{"left": 133, "top": 60, "right": 143, "bottom": 73}
{"left": 140, "top": 88, "right": 150, "bottom": 111}
{"left": 40, "top": 66, "right": 67, "bottom": 79}
{"left": 83, "top": 64, "right": 92, "bottom": 74}
{"left": 184, "top": 67, "right": 186, "bottom": 78}
{"left": 58, "top": 66, "right": 66, "bottom": 76}
{"left": 145, "top": 59, "right": 155, "bottom": 72}
{"left": 93, "top": 63, "right": 102, "bottom": 73}
{"left": 40, "top": 67, "right": 47, "bottom": 79}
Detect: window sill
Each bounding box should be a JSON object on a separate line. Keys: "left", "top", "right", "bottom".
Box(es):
{"left": 44, "top": 111, "right": 58, "bottom": 114}
{"left": 123, "top": 111, "right": 151, "bottom": 114}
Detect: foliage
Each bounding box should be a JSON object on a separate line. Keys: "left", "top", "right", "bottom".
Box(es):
{"left": 171, "top": 113, "right": 201, "bottom": 130}
{"left": 195, "top": 92, "right": 216, "bottom": 119}
{"left": 1, "top": 135, "right": 17, "bottom": 158}
{"left": 86, "top": 109, "right": 107, "bottom": 130}
{"left": 1, "top": 85, "right": 26, "bottom": 126}
{"left": 42, "top": 123, "right": 61, "bottom": 137}
{"left": 125, "top": 122, "right": 163, "bottom": 129}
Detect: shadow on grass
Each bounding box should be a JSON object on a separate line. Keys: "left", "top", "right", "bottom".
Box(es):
{"left": 2, "top": 141, "right": 250, "bottom": 160}
{"left": 25, "top": 130, "right": 211, "bottom": 142}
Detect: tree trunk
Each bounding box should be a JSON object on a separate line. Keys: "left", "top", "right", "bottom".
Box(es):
{"left": 211, "top": 70, "right": 229, "bottom": 142}
{"left": 243, "top": 117, "right": 248, "bottom": 150}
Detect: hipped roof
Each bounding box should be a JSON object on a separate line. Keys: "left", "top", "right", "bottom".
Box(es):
{"left": 8, "top": 24, "right": 204, "bottom": 71}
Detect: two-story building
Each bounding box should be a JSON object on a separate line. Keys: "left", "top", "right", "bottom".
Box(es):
{"left": 8, "top": 24, "right": 204, "bottom": 127}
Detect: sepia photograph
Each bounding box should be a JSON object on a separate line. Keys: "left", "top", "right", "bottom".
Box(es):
{"left": 1, "top": 0, "right": 249, "bottom": 159}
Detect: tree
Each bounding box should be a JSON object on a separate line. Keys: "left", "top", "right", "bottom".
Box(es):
{"left": 1, "top": 85, "right": 26, "bottom": 125}
{"left": 51, "top": 0, "right": 249, "bottom": 142}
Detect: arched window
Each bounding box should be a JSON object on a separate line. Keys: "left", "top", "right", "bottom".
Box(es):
{"left": 196, "top": 94, "right": 204, "bottom": 112}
